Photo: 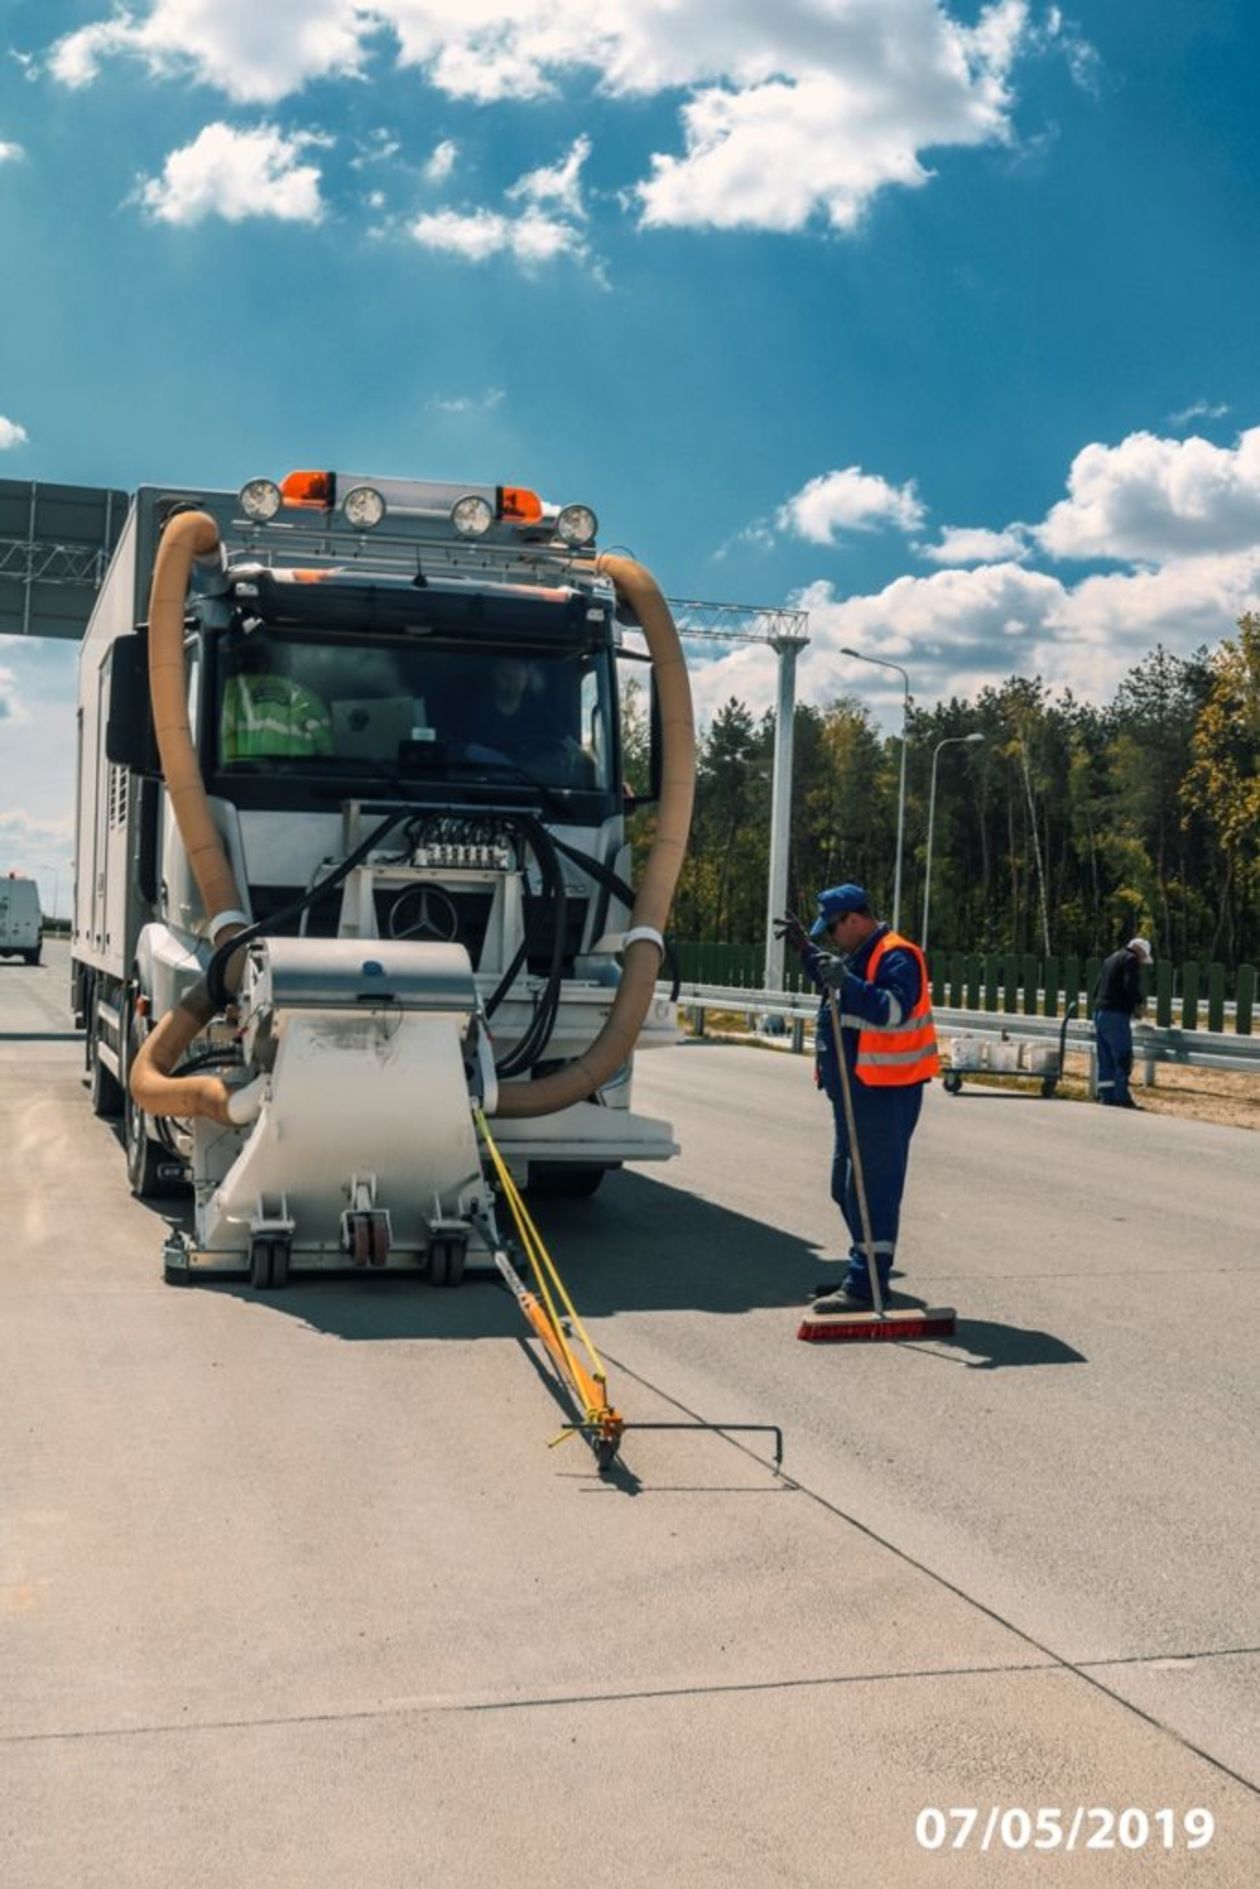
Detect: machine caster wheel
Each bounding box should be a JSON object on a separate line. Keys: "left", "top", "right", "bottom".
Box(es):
{"left": 370, "top": 1219, "right": 390, "bottom": 1268}
{"left": 428, "top": 1238, "right": 467, "bottom": 1288}
{"left": 943, "top": 1073, "right": 963, "bottom": 1095}
{"left": 594, "top": 1437, "right": 620, "bottom": 1474}
{"left": 349, "top": 1216, "right": 371, "bottom": 1267}
{"left": 250, "top": 1238, "right": 290, "bottom": 1291}
{"left": 1041, "top": 1076, "right": 1058, "bottom": 1099}
{"left": 163, "top": 1254, "right": 191, "bottom": 1286}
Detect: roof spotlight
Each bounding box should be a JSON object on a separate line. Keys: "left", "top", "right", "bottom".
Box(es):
{"left": 238, "top": 478, "right": 282, "bottom": 523}
{"left": 342, "top": 484, "right": 387, "bottom": 530}
{"left": 451, "top": 494, "right": 495, "bottom": 538}
{"left": 556, "top": 503, "right": 598, "bottom": 549}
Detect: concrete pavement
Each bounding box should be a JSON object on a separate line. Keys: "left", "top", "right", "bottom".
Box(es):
{"left": 2, "top": 945, "right": 1257, "bottom": 1885}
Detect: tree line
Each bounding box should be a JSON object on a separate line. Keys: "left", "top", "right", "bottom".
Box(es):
{"left": 622, "top": 615, "right": 1260, "bottom": 965}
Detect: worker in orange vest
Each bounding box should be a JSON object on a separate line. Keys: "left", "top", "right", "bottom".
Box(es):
{"left": 779, "top": 884, "right": 939, "bottom": 1313}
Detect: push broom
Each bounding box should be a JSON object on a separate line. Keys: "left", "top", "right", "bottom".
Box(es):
{"left": 798, "top": 984, "right": 956, "bottom": 1343}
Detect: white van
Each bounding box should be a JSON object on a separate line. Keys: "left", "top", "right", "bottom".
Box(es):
{"left": 0, "top": 874, "right": 42, "bottom": 965}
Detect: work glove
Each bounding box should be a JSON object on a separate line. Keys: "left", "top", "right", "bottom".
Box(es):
{"left": 773, "top": 912, "right": 812, "bottom": 957}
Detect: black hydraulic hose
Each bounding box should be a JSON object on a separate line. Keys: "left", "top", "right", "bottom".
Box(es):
{"left": 495, "top": 815, "right": 567, "bottom": 1078}
{"left": 204, "top": 807, "right": 407, "bottom": 1012}
{"left": 551, "top": 834, "right": 681, "bottom": 1002}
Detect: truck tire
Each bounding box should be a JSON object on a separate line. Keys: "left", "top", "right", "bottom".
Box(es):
{"left": 527, "top": 1164, "right": 609, "bottom": 1199}
{"left": 25, "top": 946, "right": 41, "bottom": 967}
{"left": 124, "top": 1011, "right": 182, "bottom": 1199}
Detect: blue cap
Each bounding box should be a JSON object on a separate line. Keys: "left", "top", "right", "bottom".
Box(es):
{"left": 809, "top": 883, "right": 869, "bottom": 939}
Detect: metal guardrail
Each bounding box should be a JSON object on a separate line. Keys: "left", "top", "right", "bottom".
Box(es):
{"left": 663, "top": 983, "right": 1260, "bottom": 1080}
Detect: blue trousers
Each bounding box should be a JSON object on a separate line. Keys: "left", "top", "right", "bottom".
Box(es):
{"left": 1094, "top": 1009, "right": 1133, "bottom": 1105}
{"left": 829, "top": 1082, "right": 925, "bottom": 1299}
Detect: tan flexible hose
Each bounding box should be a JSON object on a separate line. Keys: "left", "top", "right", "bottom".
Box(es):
{"left": 130, "top": 509, "right": 245, "bottom": 1128}
{"left": 492, "top": 553, "right": 694, "bottom": 1118}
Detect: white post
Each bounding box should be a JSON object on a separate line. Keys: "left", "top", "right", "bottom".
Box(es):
{"left": 763, "top": 636, "right": 803, "bottom": 991}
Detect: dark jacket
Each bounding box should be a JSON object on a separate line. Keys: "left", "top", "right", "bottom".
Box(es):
{"left": 1093, "top": 948, "right": 1144, "bottom": 1017}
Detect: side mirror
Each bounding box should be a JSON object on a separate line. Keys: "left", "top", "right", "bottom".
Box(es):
{"left": 105, "top": 633, "right": 161, "bottom": 776}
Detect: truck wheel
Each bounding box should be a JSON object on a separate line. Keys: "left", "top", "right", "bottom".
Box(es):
{"left": 88, "top": 999, "right": 124, "bottom": 1120}
{"left": 25, "top": 947, "right": 41, "bottom": 967}
{"left": 250, "top": 1237, "right": 289, "bottom": 1291}
{"left": 428, "top": 1238, "right": 467, "bottom": 1288}
{"left": 528, "top": 1165, "right": 608, "bottom": 1199}
{"left": 124, "top": 1013, "right": 182, "bottom": 1198}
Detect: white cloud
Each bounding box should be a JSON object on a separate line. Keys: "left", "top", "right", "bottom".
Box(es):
{"left": 430, "top": 387, "right": 506, "bottom": 415}
{"left": 423, "top": 138, "right": 458, "bottom": 184}
{"left": 409, "top": 206, "right": 582, "bottom": 266}
{"left": 349, "top": 128, "right": 402, "bottom": 170}
{"left": 0, "top": 663, "right": 19, "bottom": 720}
{"left": 1167, "top": 398, "right": 1230, "bottom": 429}
{"left": 508, "top": 134, "right": 589, "bottom": 219}
{"left": 49, "top": 1, "right": 370, "bottom": 106}
{"left": 684, "top": 549, "right": 1260, "bottom": 725}
{"left": 916, "top": 524, "right": 1030, "bottom": 564}
{"left": 51, "top": 2, "right": 1036, "bottom": 234}
{"left": 1038, "top": 426, "right": 1260, "bottom": 562}
{"left": 138, "top": 122, "right": 328, "bottom": 226}
{"left": 777, "top": 467, "right": 925, "bottom": 543}
{"left": 0, "top": 138, "right": 24, "bottom": 163}
{"left": 0, "top": 416, "right": 29, "bottom": 450}
{"left": 410, "top": 139, "right": 593, "bottom": 271}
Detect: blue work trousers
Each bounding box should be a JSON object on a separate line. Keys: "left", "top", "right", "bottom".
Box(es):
{"left": 829, "top": 1082, "right": 925, "bottom": 1299}
{"left": 1094, "top": 1009, "right": 1133, "bottom": 1105}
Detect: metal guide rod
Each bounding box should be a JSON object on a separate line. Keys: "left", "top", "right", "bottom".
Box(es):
{"left": 474, "top": 1109, "right": 787, "bottom": 1478}
{"left": 474, "top": 1109, "right": 624, "bottom": 1470}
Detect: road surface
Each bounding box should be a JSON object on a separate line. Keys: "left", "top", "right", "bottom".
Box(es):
{"left": 2, "top": 943, "right": 1258, "bottom": 1885}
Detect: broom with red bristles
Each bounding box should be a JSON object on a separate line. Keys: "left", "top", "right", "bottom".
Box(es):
{"left": 798, "top": 984, "right": 956, "bottom": 1344}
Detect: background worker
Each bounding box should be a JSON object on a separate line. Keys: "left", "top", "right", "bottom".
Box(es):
{"left": 1092, "top": 936, "right": 1153, "bottom": 1109}
{"left": 778, "top": 884, "right": 939, "bottom": 1314}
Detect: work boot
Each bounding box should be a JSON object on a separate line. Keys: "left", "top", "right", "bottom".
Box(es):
{"left": 809, "top": 1287, "right": 875, "bottom": 1316}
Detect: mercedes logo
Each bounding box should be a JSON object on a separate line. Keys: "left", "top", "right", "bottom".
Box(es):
{"left": 392, "top": 885, "right": 460, "bottom": 943}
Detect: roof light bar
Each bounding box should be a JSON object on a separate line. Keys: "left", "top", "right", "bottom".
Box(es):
{"left": 451, "top": 494, "right": 495, "bottom": 538}
{"left": 280, "top": 469, "right": 334, "bottom": 511}
{"left": 499, "top": 485, "right": 543, "bottom": 525}
{"left": 342, "top": 484, "right": 387, "bottom": 530}
{"left": 238, "top": 478, "right": 282, "bottom": 522}
{"left": 556, "top": 503, "right": 598, "bottom": 549}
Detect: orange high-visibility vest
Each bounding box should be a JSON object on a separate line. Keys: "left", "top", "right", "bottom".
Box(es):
{"left": 853, "top": 931, "right": 940, "bottom": 1087}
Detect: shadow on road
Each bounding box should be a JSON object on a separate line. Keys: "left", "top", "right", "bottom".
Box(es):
{"left": 906, "top": 1315, "right": 1087, "bottom": 1371}
{"left": 161, "top": 1171, "right": 1083, "bottom": 1375}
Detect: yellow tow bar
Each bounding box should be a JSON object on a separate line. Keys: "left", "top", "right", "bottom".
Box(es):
{"left": 474, "top": 1110, "right": 624, "bottom": 1473}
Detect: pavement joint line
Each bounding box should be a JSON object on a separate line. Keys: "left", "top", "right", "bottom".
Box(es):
{"left": 0, "top": 1660, "right": 1072, "bottom": 1748}
{"left": 1078, "top": 1646, "right": 1260, "bottom": 1669}
{"left": 598, "top": 1347, "right": 1260, "bottom": 1801}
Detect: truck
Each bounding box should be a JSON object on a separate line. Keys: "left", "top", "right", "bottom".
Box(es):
{"left": 0, "top": 873, "right": 43, "bottom": 964}
{"left": 72, "top": 469, "right": 695, "bottom": 1287}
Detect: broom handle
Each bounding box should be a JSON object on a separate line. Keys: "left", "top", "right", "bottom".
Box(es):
{"left": 827, "top": 984, "right": 886, "bottom": 1315}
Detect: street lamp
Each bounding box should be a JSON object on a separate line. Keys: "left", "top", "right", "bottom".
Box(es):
{"left": 841, "top": 647, "right": 909, "bottom": 932}
{"left": 923, "top": 733, "right": 984, "bottom": 957}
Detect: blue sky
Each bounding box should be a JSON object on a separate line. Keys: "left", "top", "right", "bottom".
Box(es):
{"left": 3, "top": 2, "right": 1259, "bottom": 907}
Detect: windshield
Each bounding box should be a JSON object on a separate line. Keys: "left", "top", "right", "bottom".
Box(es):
{"left": 214, "top": 628, "right": 616, "bottom": 794}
